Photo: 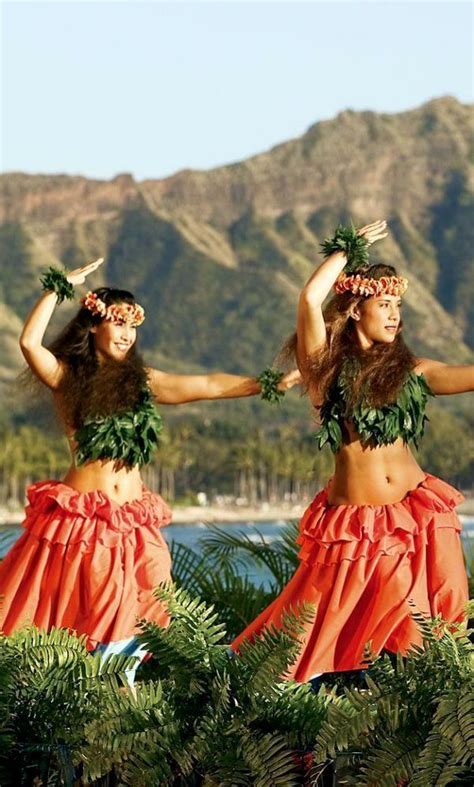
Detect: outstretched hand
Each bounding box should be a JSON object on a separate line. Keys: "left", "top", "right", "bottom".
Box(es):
{"left": 66, "top": 257, "right": 104, "bottom": 286}
{"left": 278, "top": 368, "right": 303, "bottom": 391}
{"left": 357, "top": 220, "right": 388, "bottom": 246}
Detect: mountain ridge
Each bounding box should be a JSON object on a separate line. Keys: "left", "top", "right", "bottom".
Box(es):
{"left": 0, "top": 96, "right": 472, "bottom": 400}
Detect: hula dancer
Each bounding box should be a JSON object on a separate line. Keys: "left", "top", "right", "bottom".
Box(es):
{"left": 0, "top": 259, "right": 299, "bottom": 670}
{"left": 232, "top": 220, "right": 471, "bottom": 680}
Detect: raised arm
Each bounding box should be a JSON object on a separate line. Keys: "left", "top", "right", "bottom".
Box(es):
{"left": 296, "top": 220, "right": 388, "bottom": 374}
{"left": 20, "top": 258, "right": 103, "bottom": 389}
{"left": 415, "top": 359, "right": 474, "bottom": 395}
{"left": 147, "top": 368, "right": 301, "bottom": 405}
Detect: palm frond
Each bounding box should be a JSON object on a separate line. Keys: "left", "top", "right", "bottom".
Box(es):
{"left": 201, "top": 524, "right": 297, "bottom": 587}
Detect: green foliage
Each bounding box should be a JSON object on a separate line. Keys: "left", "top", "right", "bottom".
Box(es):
{"left": 168, "top": 520, "right": 300, "bottom": 638}
{"left": 39, "top": 267, "right": 75, "bottom": 303}
{"left": 417, "top": 404, "right": 474, "bottom": 484}
{"left": 0, "top": 573, "right": 473, "bottom": 783}
{"left": 75, "top": 388, "right": 163, "bottom": 467}
{"left": 320, "top": 223, "right": 370, "bottom": 272}
{"left": 82, "top": 582, "right": 323, "bottom": 785}
{"left": 315, "top": 369, "right": 434, "bottom": 452}
{"left": 170, "top": 540, "right": 276, "bottom": 639}
{"left": 0, "top": 222, "right": 41, "bottom": 318}
{"left": 431, "top": 170, "right": 474, "bottom": 346}
{"left": 314, "top": 611, "right": 474, "bottom": 785}
{"left": 0, "top": 626, "right": 140, "bottom": 786}
{"left": 256, "top": 367, "right": 285, "bottom": 404}
{"left": 201, "top": 521, "right": 300, "bottom": 590}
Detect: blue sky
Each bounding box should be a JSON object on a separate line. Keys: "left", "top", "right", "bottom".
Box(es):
{"left": 1, "top": 1, "right": 472, "bottom": 180}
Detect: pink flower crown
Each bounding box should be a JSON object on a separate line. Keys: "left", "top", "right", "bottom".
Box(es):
{"left": 334, "top": 273, "right": 408, "bottom": 297}
{"left": 81, "top": 291, "right": 145, "bottom": 326}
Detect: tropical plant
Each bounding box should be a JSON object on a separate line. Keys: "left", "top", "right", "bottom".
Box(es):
{"left": 313, "top": 605, "right": 474, "bottom": 786}
{"left": 168, "top": 520, "right": 300, "bottom": 639}
{"left": 0, "top": 588, "right": 473, "bottom": 785}
{"left": 82, "top": 583, "right": 326, "bottom": 786}
{"left": 0, "top": 627, "right": 141, "bottom": 787}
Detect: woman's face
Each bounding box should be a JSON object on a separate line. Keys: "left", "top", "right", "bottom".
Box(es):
{"left": 351, "top": 294, "right": 402, "bottom": 347}
{"left": 91, "top": 319, "right": 137, "bottom": 361}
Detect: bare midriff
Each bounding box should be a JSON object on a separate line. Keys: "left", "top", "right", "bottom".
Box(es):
{"left": 62, "top": 458, "right": 144, "bottom": 506}
{"left": 327, "top": 424, "right": 426, "bottom": 506}
{"left": 55, "top": 395, "right": 144, "bottom": 506}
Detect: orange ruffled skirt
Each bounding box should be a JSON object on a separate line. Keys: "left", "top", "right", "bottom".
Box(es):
{"left": 231, "top": 474, "right": 469, "bottom": 681}
{"left": 0, "top": 481, "right": 173, "bottom": 649}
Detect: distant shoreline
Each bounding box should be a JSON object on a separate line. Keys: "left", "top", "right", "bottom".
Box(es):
{"left": 1, "top": 498, "right": 474, "bottom": 526}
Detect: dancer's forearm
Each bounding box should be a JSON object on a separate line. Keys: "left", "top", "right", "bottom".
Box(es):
{"left": 201, "top": 373, "right": 261, "bottom": 400}
{"left": 147, "top": 368, "right": 299, "bottom": 405}
{"left": 148, "top": 370, "right": 262, "bottom": 404}
{"left": 19, "top": 291, "right": 59, "bottom": 349}
{"left": 301, "top": 251, "right": 348, "bottom": 305}
{"left": 296, "top": 253, "right": 347, "bottom": 367}
{"left": 19, "top": 291, "right": 67, "bottom": 389}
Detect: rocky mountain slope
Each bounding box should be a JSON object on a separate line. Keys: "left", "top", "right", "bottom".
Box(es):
{"left": 1, "top": 96, "right": 472, "bottom": 398}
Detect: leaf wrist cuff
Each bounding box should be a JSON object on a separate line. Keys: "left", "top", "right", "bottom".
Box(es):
{"left": 257, "top": 368, "right": 285, "bottom": 404}
{"left": 320, "top": 224, "right": 370, "bottom": 274}
{"left": 39, "top": 267, "right": 75, "bottom": 303}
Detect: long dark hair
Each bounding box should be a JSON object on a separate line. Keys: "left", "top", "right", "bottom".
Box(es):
{"left": 281, "top": 264, "right": 416, "bottom": 408}
{"left": 49, "top": 287, "right": 148, "bottom": 429}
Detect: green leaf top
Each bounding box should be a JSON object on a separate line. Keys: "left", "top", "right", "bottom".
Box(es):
{"left": 74, "top": 388, "right": 163, "bottom": 467}
{"left": 314, "top": 369, "right": 434, "bottom": 453}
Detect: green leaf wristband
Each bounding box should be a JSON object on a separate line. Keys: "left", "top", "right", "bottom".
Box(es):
{"left": 257, "top": 367, "right": 285, "bottom": 404}
{"left": 320, "top": 223, "right": 370, "bottom": 273}
{"left": 39, "top": 266, "right": 75, "bottom": 303}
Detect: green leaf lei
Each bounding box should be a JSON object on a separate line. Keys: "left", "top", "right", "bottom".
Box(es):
{"left": 257, "top": 367, "right": 285, "bottom": 404}
{"left": 320, "top": 223, "right": 370, "bottom": 273}
{"left": 39, "top": 266, "right": 75, "bottom": 303}
{"left": 74, "top": 388, "right": 163, "bottom": 467}
{"left": 315, "top": 367, "right": 434, "bottom": 453}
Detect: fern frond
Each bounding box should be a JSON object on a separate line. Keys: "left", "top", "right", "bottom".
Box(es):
{"left": 411, "top": 732, "right": 454, "bottom": 786}
{"left": 313, "top": 691, "right": 378, "bottom": 761}
{"left": 235, "top": 604, "right": 315, "bottom": 696}
{"left": 258, "top": 680, "right": 329, "bottom": 746}
{"left": 153, "top": 582, "right": 227, "bottom": 646}
{"left": 434, "top": 687, "right": 474, "bottom": 764}
{"left": 239, "top": 731, "right": 299, "bottom": 786}
{"left": 8, "top": 625, "right": 89, "bottom": 671}
{"left": 358, "top": 732, "right": 421, "bottom": 786}
{"left": 82, "top": 680, "right": 176, "bottom": 782}
{"left": 181, "top": 566, "right": 275, "bottom": 639}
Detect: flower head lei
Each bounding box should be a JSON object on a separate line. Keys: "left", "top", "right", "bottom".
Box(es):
{"left": 334, "top": 273, "right": 408, "bottom": 298}
{"left": 81, "top": 291, "right": 145, "bottom": 327}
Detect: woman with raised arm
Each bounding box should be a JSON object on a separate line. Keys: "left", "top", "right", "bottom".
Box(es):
{"left": 0, "top": 260, "right": 299, "bottom": 667}
{"left": 232, "top": 220, "right": 471, "bottom": 681}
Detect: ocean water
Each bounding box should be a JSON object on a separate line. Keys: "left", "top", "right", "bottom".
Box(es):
{"left": 1, "top": 516, "right": 473, "bottom": 581}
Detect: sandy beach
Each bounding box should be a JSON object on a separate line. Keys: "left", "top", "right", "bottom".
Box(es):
{"left": 0, "top": 495, "right": 474, "bottom": 526}
{"left": 0, "top": 502, "right": 309, "bottom": 526}
{"left": 2, "top": 497, "right": 473, "bottom": 527}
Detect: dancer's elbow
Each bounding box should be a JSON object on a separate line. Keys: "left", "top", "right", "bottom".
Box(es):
{"left": 300, "top": 287, "right": 324, "bottom": 309}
